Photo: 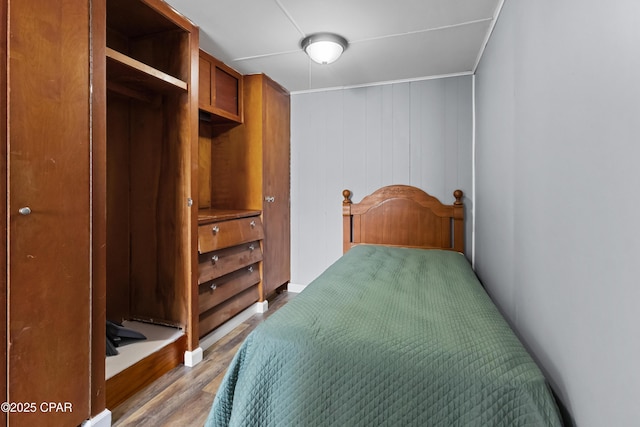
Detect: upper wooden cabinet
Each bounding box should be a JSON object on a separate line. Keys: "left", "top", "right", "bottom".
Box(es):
{"left": 199, "top": 50, "right": 243, "bottom": 123}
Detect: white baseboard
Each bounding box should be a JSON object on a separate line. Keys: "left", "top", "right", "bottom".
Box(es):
{"left": 184, "top": 347, "right": 203, "bottom": 367}
{"left": 82, "top": 409, "right": 111, "bottom": 427}
{"left": 256, "top": 300, "right": 269, "bottom": 313}
{"left": 287, "top": 283, "right": 307, "bottom": 293}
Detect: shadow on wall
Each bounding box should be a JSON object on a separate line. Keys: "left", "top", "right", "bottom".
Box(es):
{"left": 552, "top": 389, "right": 575, "bottom": 427}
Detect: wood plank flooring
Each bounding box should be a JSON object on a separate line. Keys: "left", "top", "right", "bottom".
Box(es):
{"left": 111, "top": 291, "right": 295, "bottom": 426}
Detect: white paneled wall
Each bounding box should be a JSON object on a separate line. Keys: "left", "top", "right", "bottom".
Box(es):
{"left": 291, "top": 76, "right": 473, "bottom": 287}
{"left": 475, "top": 1, "right": 640, "bottom": 425}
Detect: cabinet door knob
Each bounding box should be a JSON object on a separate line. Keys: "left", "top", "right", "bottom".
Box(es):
{"left": 248, "top": 244, "right": 255, "bottom": 251}
{"left": 18, "top": 207, "right": 32, "bottom": 216}
{"left": 212, "top": 225, "right": 220, "bottom": 234}
{"left": 247, "top": 266, "right": 254, "bottom": 273}
{"left": 249, "top": 220, "right": 256, "bottom": 228}
{"left": 210, "top": 283, "right": 217, "bottom": 291}
{"left": 211, "top": 255, "right": 219, "bottom": 264}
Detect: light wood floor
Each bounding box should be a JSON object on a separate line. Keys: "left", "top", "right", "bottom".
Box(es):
{"left": 111, "top": 290, "right": 295, "bottom": 426}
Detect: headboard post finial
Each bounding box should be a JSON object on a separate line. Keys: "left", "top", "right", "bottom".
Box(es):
{"left": 453, "top": 189, "right": 464, "bottom": 206}
{"left": 342, "top": 190, "right": 353, "bottom": 254}
{"left": 342, "top": 189, "right": 352, "bottom": 205}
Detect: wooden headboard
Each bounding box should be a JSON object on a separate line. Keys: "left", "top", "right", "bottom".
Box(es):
{"left": 342, "top": 185, "right": 464, "bottom": 254}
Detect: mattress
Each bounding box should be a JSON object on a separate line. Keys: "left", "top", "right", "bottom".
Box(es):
{"left": 206, "top": 245, "right": 562, "bottom": 426}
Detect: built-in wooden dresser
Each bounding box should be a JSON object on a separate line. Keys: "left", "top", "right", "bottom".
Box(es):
{"left": 197, "top": 209, "right": 264, "bottom": 337}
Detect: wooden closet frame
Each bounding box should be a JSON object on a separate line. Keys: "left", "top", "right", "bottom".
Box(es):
{"left": 91, "top": 0, "right": 200, "bottom": 416}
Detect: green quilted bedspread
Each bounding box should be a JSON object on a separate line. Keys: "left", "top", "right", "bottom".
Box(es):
{"left": 206, "top": 245, "right": 562, "bottom": 426}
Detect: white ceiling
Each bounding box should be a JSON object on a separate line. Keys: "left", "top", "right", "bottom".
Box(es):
{"left": 164, "top": 0, "right": 504, "bottom": 93}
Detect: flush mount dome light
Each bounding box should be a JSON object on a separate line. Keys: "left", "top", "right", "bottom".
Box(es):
{"left": 301, "top": 33, "right": 348, "bottom": 65}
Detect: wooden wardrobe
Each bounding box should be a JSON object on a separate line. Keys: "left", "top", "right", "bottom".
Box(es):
{"left": 2, "top": 0, "right": 199, "bottom": 423}
{"left": 3, "top": 0, "right": 290, "bottom": 423}
{"left": 243, "top": 75, "right": 291, "bottom": 298}
{"left": 198, "top": 71, "right": 291, "bottom": 338}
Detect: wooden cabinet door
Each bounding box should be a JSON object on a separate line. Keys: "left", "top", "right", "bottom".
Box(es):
{"left": 199, "top": 50, "right": 243, "bottom": 123}
{"left": 262, "top": 79, "right": 291, "bottom": 295}
{"left": 6, "top": 1, "right": 91, "bottom": 425}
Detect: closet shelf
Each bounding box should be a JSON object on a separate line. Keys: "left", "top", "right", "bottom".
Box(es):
{"left": 106, "top": 47, "right": 188, "bottom": 94}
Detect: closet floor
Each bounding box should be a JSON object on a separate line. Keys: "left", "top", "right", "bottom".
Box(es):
{"left": 106, "top": 321, "right": 184, "bottom": 380}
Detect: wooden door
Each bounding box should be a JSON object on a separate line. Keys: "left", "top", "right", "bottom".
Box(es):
{"left": 262, "top": 78, "right": 291, "bottom": 295}
{"left": 7, "top": 1, "right": 91, "bottom": 425}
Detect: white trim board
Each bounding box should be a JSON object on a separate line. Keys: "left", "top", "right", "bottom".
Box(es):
{"left": 184, "top": 347, "right": 203, "bottom": 367}
{"left": 290, "top": 71, "right": 473, "bottom": 95}
{"left": 472, "top": 0, "right": 506, "bottom": 72}
{"left": 471, "top": 74, "right": 477, "bottom": 269}
{"left": 287, "top": 283, "right": 306, "bottom": 293}
{"left": 81, "top": 409, "right": 111, "bottom": 427}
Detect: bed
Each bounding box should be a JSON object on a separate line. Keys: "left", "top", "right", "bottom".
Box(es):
{"left": 205, "top": 185, "right": 563, "bottom": 426}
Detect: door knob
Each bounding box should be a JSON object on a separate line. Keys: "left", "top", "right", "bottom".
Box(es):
{"left": 18, "top": 207, "right": 31, "bottom": 215}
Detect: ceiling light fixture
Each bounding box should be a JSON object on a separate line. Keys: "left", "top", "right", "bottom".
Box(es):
{"left": 300, "top": 33, "right": 348, "bottom": 65}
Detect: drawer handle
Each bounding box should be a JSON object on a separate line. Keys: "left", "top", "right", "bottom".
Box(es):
{"left": 247, "top": 266, "right": 254, "bottom": 273}
{"left": 211, "top": 255, "right": 219, "bottom": 264}
{"left": 212, "top": 225, "right": 220, "bottom": 234}
{"left": 248, "top": 244, "right": 255, "bottom": 251}
{"left": 249, "top": 220, "right": 256, "bottom": 228}
{"left": 210, "top": 283, "right": 217, "bottom": 291}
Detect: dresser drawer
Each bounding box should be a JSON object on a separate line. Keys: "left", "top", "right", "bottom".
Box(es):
{"left": 198, "top": 216, "right": 264, "bottom": 253}
{"left": 199, "top": 285, "right": 260, "bottom": 337}
{"left": 198, "top": 241, "right": 262, "bottom": 284}
{"left": 199, "top": 263, "right": 261, "bottom": 314}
